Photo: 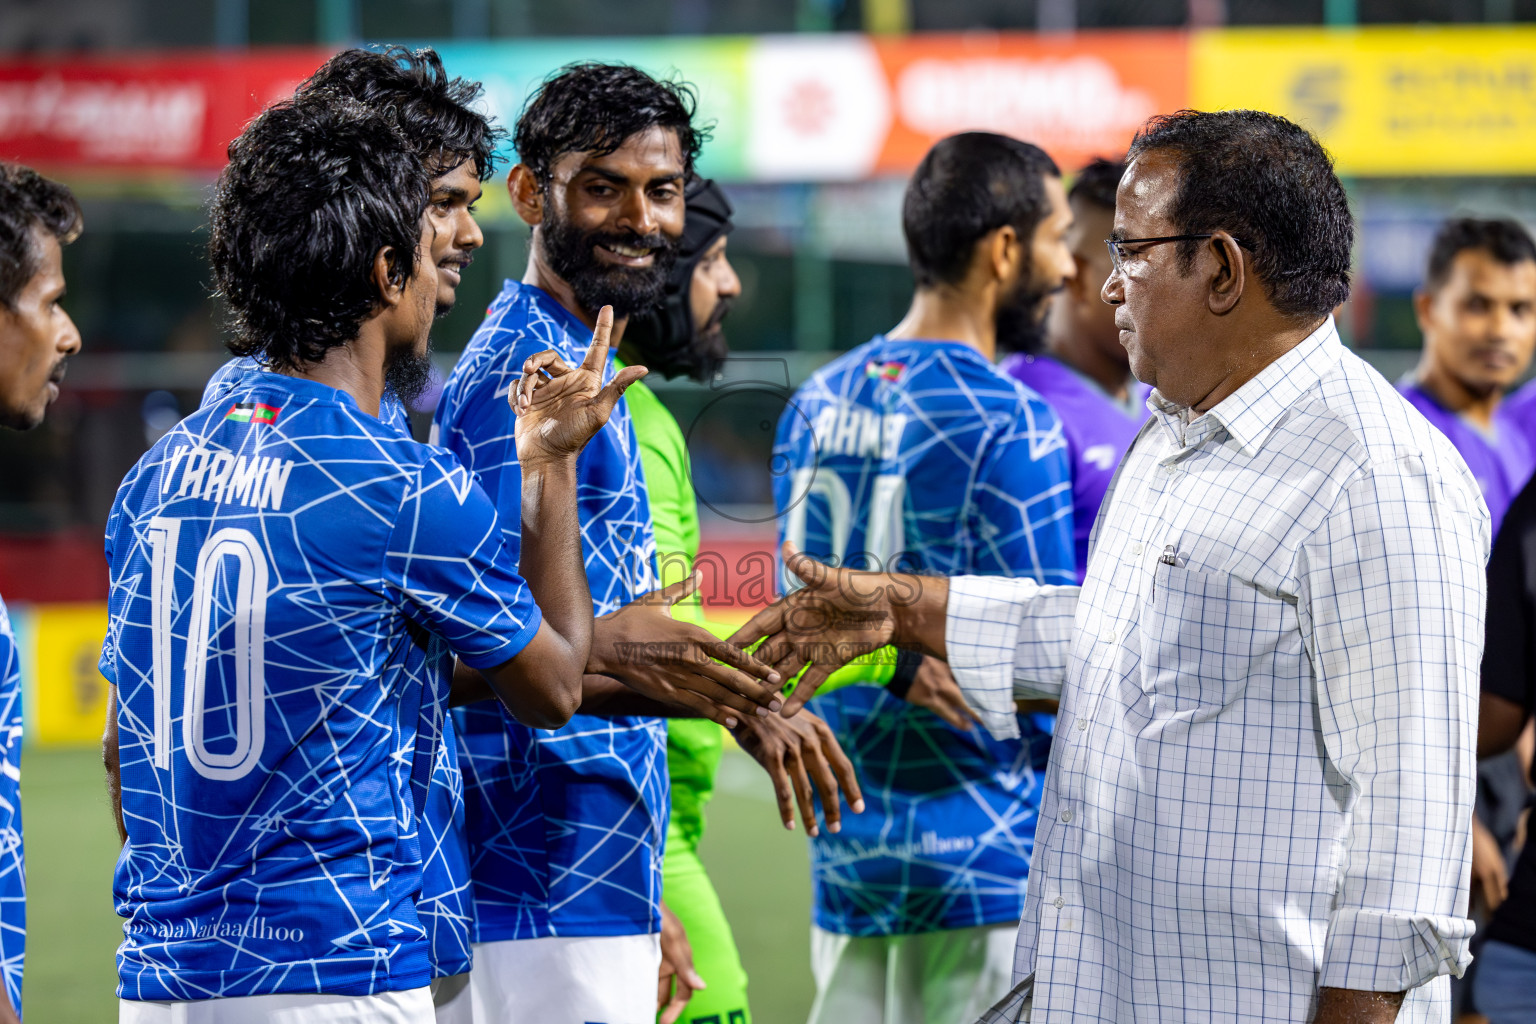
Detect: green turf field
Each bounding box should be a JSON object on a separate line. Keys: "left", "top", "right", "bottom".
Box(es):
{"left": 20, "top": 745, "right": 818, "bottom": 1022}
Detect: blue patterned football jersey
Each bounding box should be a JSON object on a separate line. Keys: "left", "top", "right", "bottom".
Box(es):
{"left": 775, "top": 336, "right": 1074, "bottom": 935}
{"left": 0, "top": 598, "right": 23, "bottom": 1015}
{"left": 434, "top": 280, "right": 665, "bottom": 940}
{"left": 102, "top": 371, "right": 542, "bottom": 1000}
{"left": 201, "top": 358, "right": 473, "bottom": 979}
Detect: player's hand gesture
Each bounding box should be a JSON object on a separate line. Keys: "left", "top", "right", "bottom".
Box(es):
{"left": 512, "top": 305, "right": 647, "bottom": 465}
{"left": 732, "top": 709, "right": 864, "bottom": 836}
{"left": 590, "top": 572, "right": 785, "bottom": 727}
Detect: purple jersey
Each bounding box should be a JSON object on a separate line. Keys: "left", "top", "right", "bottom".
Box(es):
{"left": 999, "top": 353, "right": 1149, "bottom": 581}
{"left": 1399, "top": 380, "right": 1534, "bottom": 537}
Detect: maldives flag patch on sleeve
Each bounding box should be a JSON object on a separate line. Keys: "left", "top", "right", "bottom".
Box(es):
{"left": 225, "top": 402, "right": 281, "bottom": 425}
{"left": 864, "top": 360, "right": 906, "bottom": 383}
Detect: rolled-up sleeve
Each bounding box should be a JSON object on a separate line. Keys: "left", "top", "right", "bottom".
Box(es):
{"left": 1298, "top": 454, "right": 1488, "bottom": 993}
{"left": 945, "top": 575, "right": 1079, "bottom": 740}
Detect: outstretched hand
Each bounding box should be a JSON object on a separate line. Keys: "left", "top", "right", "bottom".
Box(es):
{"left": 730, "top": 542, "right": 926, "bottom": 715}
{"left": 590, "top": 573, "right": 784, "bottom": 727}
{"left": 512, "top": 305, "right": 648, "bottom": 465}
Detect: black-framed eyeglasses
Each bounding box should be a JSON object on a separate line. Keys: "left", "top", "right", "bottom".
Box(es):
{"left": 1104, "top": 234, "right": 1247, "bottom": 275}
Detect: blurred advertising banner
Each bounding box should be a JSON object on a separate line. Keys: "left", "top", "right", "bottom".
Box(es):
{"left": 0, "top": 50, "right": 329, "bottom": 172}
{"left": 1192, "top": 26, "right": 1536, "bottom": 177}
{"left": 3, "top": 28, "right": 1535, "bottom": 180}
{"left": 437, "top": 32, "right": 1185, "bottom": 181}
{"left": 10, "top": 603, "right": 109, "bottom": 748}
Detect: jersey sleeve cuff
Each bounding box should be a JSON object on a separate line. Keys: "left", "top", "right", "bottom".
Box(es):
{"left": 456, "top": 605, "right": 544, "bottom": 671}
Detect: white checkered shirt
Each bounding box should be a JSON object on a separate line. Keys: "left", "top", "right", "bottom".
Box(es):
{"left": 945, "top": 319, "right": 1488, "bottom": 1023}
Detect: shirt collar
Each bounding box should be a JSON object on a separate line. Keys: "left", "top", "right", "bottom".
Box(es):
{"left": 1147, "top": 316, "right": 1342, "bottom": 457}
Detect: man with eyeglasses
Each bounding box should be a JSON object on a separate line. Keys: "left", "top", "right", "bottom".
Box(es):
{"left": 732, "top": 110, "right": 1486, "bottom": 1023}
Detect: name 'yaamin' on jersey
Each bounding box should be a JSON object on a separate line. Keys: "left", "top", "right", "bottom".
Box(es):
{"left": 201, "top": 358, "right": 476, "bottom": 979}
{"left": 434, "top": 280, "right": 665, "bottom": 941}
{"left": 775, "top": 336, "right": 1075, "bottom": 936}
{"left": 102, "top": 371, "right": 542, "bottom": 1001}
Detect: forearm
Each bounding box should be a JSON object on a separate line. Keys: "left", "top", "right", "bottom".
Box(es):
{"left": 518, "top": 457, "right": 591, "bottom": 677}
{"left": 103, "top": 684, "right": 126, "bottom": 846}
{"left": 1313, "top": 987, "right": 1404, "bottom": 1024}
{"left": 578, "top": 674, "right": 696, "bottom": 718}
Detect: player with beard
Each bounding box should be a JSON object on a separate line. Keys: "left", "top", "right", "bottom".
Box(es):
{"left": 432, "top": 64, "right": 788, "bottom": 1024}
{"left": 102, "top": 93, "right": 643, "bottom": 1024}
{"left": 999, "top": 158, "right": 1150, "bottom": 582}
{"left": 771, "top": 132, "right": 1074, "bottom": 1024}
{"left": 0, "top": 161, "right": 83, "bottom": 1023}
{"left": 619, "top": 177, "right": 865, "bottom": 1024}
{"left": 195, "top": 48, "right": 502, "bottom": 1022}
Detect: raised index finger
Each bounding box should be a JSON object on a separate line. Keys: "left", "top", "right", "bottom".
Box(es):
{"left": 580, "top": 305, "right": 616, "bottom": 373}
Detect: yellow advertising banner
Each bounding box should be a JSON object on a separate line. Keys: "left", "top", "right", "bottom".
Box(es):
{"left": 26, "top": 603, "right": 109, "bottom": 747}
{"left": 1193, "top": 26, "right": 1536, "bottom": 176}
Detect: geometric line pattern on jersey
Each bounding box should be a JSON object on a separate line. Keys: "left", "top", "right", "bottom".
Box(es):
{"left": 775, "top": 336, "right": 1075, "bottom": 935}
{"left": 203, "top": 358, "right": 474, "bottom": 979}
{"left": 0, "top": 599, "right": 24, "bottom": 1014}
{"left": 104, "top": 371, "right": 540, "bottom": 1000}
{"left": 435, "top": 281, "right": 666, "bottom": 941}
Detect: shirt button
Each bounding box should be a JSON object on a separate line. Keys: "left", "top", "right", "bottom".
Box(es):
{"left": 1053, "top": 896, "right": 1065, "bottom": 909}
{"left": 1076, "top": 717, "right": 1088, "bottom": 732}
{"left": 1103, "top": 628, "right": 1118, "bottom": 644}
{"left": 1131, "top": 542, "right": 1143, "bottom": 555}
{"left": 1060, "top": 808, "right": 1073, "bottom": 823}
{"left": 1163, "top": 464, "right": 1177, "bottom": 475}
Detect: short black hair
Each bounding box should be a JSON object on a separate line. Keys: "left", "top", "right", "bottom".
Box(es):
{"left": 209, "top": 95, "right": 430, "bottom": 371}
{"left": 1068, "top": 157, "right": 1126, "bottom": 213}
{"left": 1424, "top": 217, "right": 1536, "bottom": 292}
{"left": 903, "top": 132, "right": 1061, "bottom": 289}
{"left": 300, "top": 45, "right": 506, "bottom": 181}
{"left": 513, "top": 62, "right": 706, "bottom": 187}
{"left": 0, "top": 162, "right": 82, "bottom": 309}
{"left": 1128, "top": 109, "right": 1353, "bottom": 321}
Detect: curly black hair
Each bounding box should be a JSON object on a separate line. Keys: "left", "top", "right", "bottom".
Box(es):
{"left": 902, "top": 132, "right": 1061, "bottom": 289}
{"left": 208, "top": 95, "right": 430, "bottom": 371}
{"left": 300, "top": 45, "right": 506, "bottom": 182}
{"left": 1068, "top": 156, "right": 1127, "bottom": 214}
{"left": 513, "top": 62, "right": 707, "bottom": 187}
{"left": 0, "top": 162, "right": 82, "bottom": 309}
{"left": 1424, "top": 217, "right": 1536, "bottom": 292}
{"left": 1129, "top": 110, "right": 1353, "bottom": 321}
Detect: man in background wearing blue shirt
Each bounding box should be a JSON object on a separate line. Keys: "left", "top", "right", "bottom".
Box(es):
{"left": 774, "top": 132, "right": 1076, "bottom": 1024}
{"left": 0, "top": 161, "right": 83, "bottom": 1023}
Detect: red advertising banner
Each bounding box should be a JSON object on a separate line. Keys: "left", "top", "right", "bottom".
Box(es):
{"left": 0, "top": 49, "right": 330, "bottom": 172}
{"left": 872, "top": 32, "right": 1189, "bottom": 174}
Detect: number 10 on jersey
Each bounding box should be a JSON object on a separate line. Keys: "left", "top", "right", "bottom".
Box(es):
{"left": 145, "top": 516, "right": 269, "bottom": 782}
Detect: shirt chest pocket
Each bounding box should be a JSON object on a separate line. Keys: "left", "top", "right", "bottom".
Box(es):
{"left": 1138, "top": 563, "right": 1292, "bottom": 717}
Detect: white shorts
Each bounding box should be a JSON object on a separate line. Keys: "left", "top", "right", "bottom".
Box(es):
{"left": 431, "top": 973, "right": 473, "bottom": 1024}
{"left": 468, "top": 933, "right": 661, "bottom": 1024}
{"left": 119, "top": 987, "right": 434, "bottom": 1024}
{"left": 808, "top": 923, "right": 1018, "bottom": 1024}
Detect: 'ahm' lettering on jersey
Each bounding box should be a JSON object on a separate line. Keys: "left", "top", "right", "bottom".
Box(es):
{"left": 105, "top": 372, "right": 541, "bottom": 1001}
{"left": 776, "top": 336, "right": 1074, "bottom": 936}
{"left": 198, "top": 359, "right": 473, "bottom": 979}
{"left": 434, "top": 280, "right": 665, "bottom": 942}
{"left": 809, "top": 405, "right": 908, "bottom": 461}
{"left": 0, "top": 598, "right": 24, "bottom": 1015}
